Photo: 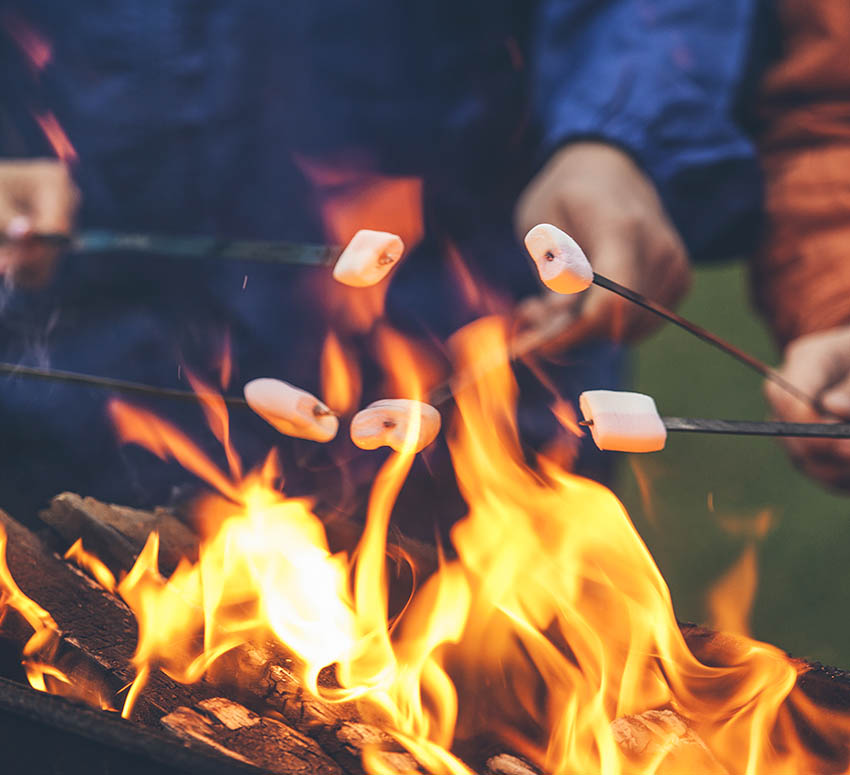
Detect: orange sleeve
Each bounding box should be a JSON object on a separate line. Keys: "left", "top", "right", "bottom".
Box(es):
{"left": 753, "top": 0, "right": 850, "bottom": 347}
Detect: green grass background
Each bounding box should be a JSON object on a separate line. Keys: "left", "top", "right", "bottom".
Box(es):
{"left": 614, "top": 261, "right": 850, "bottom": 668}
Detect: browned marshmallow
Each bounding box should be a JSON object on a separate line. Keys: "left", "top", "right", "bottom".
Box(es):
{"left": 244, "top": 378, "right": 338, "bottom": 442}
{"left": 350, "top": 399, "right": 441, "bottom": 452}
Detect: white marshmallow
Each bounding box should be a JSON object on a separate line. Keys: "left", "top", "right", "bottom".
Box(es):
{"left": 350, "top": 399, "right": 441, "bottom": 453}
{"left": 524, "top": 224, "right": 593, "bottom": 294}
{"left": 244, "top": 378, "right": 338, "bottom": 442}
{"left": 578, "top": 390, "right": 666, "bottom": 453}
{"left": 332, "top": 230, "right": 405, "bottom": 288}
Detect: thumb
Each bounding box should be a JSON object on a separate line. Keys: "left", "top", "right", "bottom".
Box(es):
{"left": 819, "top": 374, "right": 850, "bottom": 420}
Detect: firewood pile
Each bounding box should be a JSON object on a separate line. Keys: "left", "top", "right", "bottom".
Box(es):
{"left": 0, "top": 493, "right": 849, "bottom": 774}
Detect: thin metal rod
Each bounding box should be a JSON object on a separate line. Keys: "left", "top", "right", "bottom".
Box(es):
{"left": 581, "top": 416, "right": 850, "bottom": 439}
{"left": 0, "top": 361, "right": 248, "bottom": 407}
{"left": 663, "top": 416, "right": 850, "bottom": 438}
{"left": 592, "top": 273, "right": 823, "bottom": 414}
{"left": 0, "top": 231, "right": 339, "bottom": 267}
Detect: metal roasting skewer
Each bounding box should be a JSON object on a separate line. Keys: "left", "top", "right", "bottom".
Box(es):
{"left": 579, "top": 417, "right": 850, "bottom": 439}
{"left": 0, "top": 231, "right": 835, "bottom": 434}
{"left": 3, "top": 358, "right": 845, "bottom": 440}
{"left": 2, "top": 232, "right": 826, "bottom": 410}
{"left": 0, "top": 361, "right": 248, "bottom": 408}
{"left": 0, "top": 231, "right": 340, "bottom": 267}
{"left": 590, "top": 273, "right": 823, "bottom": 414}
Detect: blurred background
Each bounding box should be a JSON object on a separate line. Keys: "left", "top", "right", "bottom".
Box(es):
{"left": 618, "top": 261, "right": 850, "bottom": 669}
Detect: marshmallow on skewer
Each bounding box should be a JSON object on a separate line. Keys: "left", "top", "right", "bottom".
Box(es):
{"left": 350, "top": 399, "right": 441, "bottom": 453}
{"left": 332, "top": 230, "right": 405, "bottom": 288}
{"left": 578, "top": 390, "right": 666, "bottom": 453}
{"left": 244, "top": 378, "right": 338, "bottom": 442}
{"left": 524, "top": 224, "right": 593, "bottom": 294}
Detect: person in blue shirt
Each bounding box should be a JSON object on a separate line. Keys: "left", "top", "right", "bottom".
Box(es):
{"left": 0, "top": 1, "right": 762, "bottom": 536}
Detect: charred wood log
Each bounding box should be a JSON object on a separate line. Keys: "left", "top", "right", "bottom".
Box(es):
{"left": 258, "top": 660, "right": 423, "bottom": 774}
{"left": 162, "top": 697, "right": 342, "bottom": 775}
{"left": 0, "top": 675, "right": 260, "bottom": 775}
{"left": 0, "top": 509, "right": 214, "bottom": 725}
{"left": 22, "top": 494, "right": 850, "bottom": 774}
{"left": 40, "top": 492, "right": 197, "bottom": 576}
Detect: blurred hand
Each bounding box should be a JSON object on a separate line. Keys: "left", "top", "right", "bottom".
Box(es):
{"left": 765, "top": 326, "right": 850, "bottom": 491}
{"left": 0, "top": 159, "right": 79, "bottom": 286}
{"left": 514, "top": 142, "right": 690, "bottom": 353}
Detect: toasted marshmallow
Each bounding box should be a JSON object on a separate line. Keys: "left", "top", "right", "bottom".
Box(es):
{"left": 524, "top": 224, "right": 593, "bottom": 294}
{"left": 350, "top": 399, "right": 441, "bottom": 453}
{"left": 244, "top": 378, "right": 338, "bottom": 442}
{"left": 578, "top": 390, "right": 666, "bottom": 453}
{"left": 332, "top": 230, "right": 405, "bottom": 288}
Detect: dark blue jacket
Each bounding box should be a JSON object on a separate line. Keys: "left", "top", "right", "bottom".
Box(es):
{"left": 0, "top": 1, "right": 761, "bottom": 531}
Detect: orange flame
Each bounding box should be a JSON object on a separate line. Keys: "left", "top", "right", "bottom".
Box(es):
{"left": 64, "top": 538, "right": 117, "bottom": 593}
{"left": 33, "top": 112, "right": 77, "bottom": 163}
{"left": 108, "top": 398, "right": 241, "bottom": 502}
{"left": 298, "top": 156, "right": 424, "bottom": 333}
{"left": 0, "top": 524, "right": 63, "bottom": 692}
{"left": 100, "top": 315, "right": 850, "bottom": 772}
{"left": 1, "top": 311, "right": 848, "bottom": 771}
{"left": 2, "top": 11, "right": 51, "bottom": 71}
{"left": 321, "top": 330, "right": 362, "bottom": 415}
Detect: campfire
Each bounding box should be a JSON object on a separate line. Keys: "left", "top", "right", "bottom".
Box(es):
{"left": 1, "top": 314, "right": 849, "bottom": 775}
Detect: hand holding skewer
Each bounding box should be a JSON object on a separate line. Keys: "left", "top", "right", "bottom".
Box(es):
{"left": 0, "top": 159, "right": 79, "bottom": 287}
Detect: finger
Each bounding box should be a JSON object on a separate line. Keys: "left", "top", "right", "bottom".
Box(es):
{"left": 788, "top": 452, "right": 850, "bottom": 492}
{"left": 29, "top": 164, "right": 78, "bottom": 235}
{"left": 579, "top": 226, "right": 647, "bottom": 341}
{"left": 512, "top": 300, "right": 581, "bottom": 358}
{"left": 819, "top": 373, "right": 850, "bottom": 420}
{"left": 765, "top": 339, "right": 846, "bottom": 422}
{"left": 10, "top": 243, "right": 60, "bottom": 287}
{"left": 781, "top": 434, "right": 850, "bottom": 462}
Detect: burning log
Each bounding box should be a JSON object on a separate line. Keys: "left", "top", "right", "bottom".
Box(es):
{"left": 0, "top": 675, "right": 259, "bottom": 775}
{"left": 7, "top": 492, "right": 850, "bottom": 774}
{"left": 162, "top": 697, "right": 342, "bottom": 774}
{"left": 259, "top": 661, "right": 423, "bottom": 775}
{"left": 40, "top": 492, "right": 197, "bottom": 576}
{"left": 611, "top": 709, "right": 729, "bottom": 774}
{"left": 484, "top": 753, "right": 541, "bottom": 775}
{"left": 0, "top": 508, "right": 214, "bottom": 724}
